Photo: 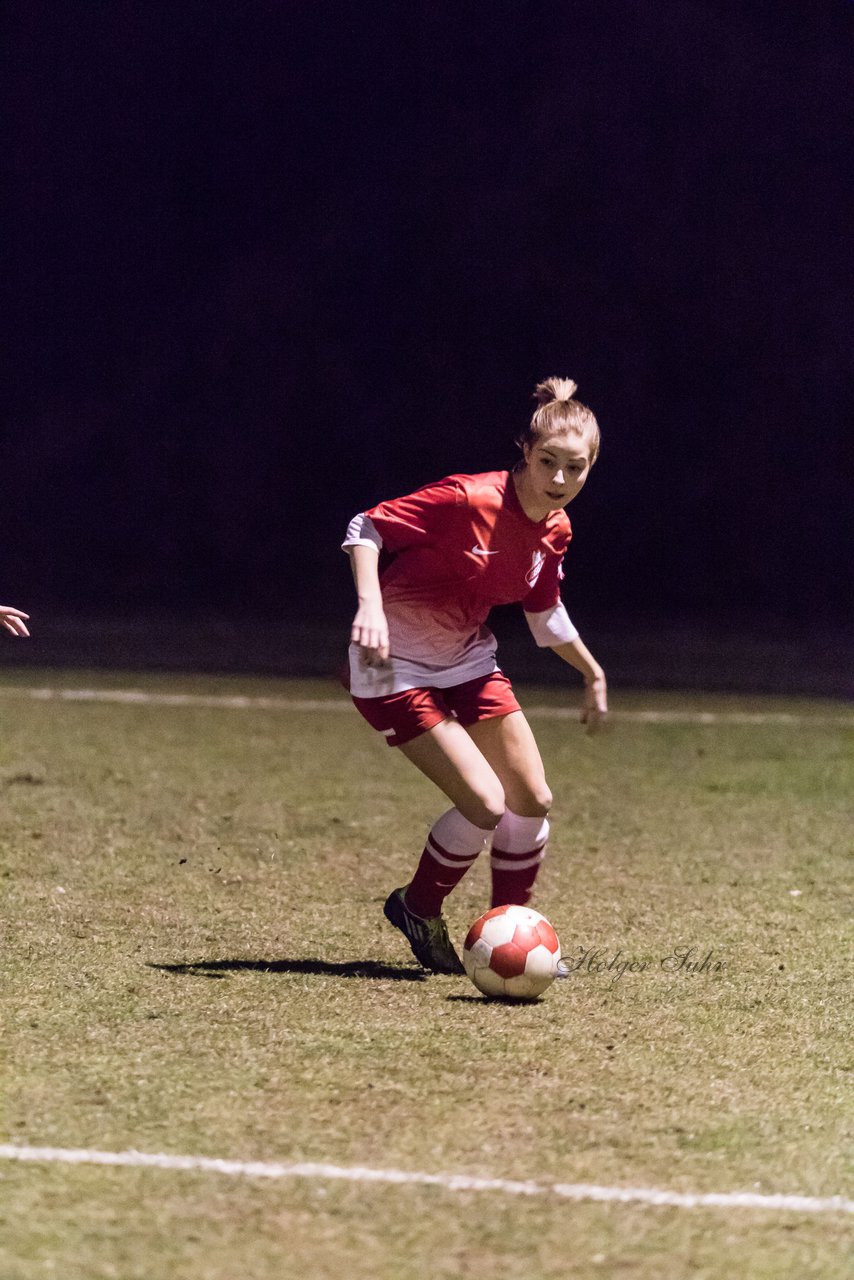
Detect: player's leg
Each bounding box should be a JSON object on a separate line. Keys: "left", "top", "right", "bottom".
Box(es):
{"left": 353, "top": 686, "right": 505, "bottom": 972}
{"left": 464, "top": 710, "right": 553, "bottom": 907}
{"left": 463, "top": 709, "right": 552, "bottom": 817}
{"left": 354, "top": 685, "right": 506, "bottom": 831}
{"left": 384, "top": 717, "right": 505, "bottom": 971}
{"left": 398, "top": 715, "right": 506, "bottom": 829}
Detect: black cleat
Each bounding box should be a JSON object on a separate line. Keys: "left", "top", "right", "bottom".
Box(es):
{"left": 383, "top": 886, "right": 465, "bottom": 975}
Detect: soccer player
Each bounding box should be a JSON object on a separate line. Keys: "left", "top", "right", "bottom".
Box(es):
{"left": 1, "top": 606, "right": 30, "bottom": 637}
{"left": 343, "top": 378, "right": 607, "bottom": 973}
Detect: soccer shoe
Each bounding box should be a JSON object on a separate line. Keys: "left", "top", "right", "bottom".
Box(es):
{"left": 383, "top": 886, "right": 465, "bottom": 975}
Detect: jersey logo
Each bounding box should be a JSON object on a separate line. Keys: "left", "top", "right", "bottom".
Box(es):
{"left": 471, "top": 546, "right": 500, "bottom": 556}
{"left": 526, "top": 549, "right": 546, "bottom": 587}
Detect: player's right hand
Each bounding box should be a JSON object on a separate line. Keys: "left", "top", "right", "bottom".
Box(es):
{"left": 351, "top": 603, "right": 390, "bottom": 666}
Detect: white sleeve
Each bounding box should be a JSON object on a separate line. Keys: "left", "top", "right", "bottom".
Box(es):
{"left": 342, "top": 512, "right": 384, "bottom": 553}
{"left": 524, "top": 602, "right": 579, "bottom": 648}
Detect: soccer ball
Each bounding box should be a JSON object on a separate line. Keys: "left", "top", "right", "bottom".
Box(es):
{"left": 463, "top": 905, "right": 561, "bottom": 1000}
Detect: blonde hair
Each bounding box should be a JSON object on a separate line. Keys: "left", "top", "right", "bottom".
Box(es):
{"left": 517, "top": 377, "right": 600, "bottom": 463}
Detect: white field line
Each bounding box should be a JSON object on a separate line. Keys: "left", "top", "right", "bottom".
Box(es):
{"left": 0, "top": 1144, "right": 851, "bottom": 1215}
{"left": 1, "top": 684, "right": 853, "bottom": 726}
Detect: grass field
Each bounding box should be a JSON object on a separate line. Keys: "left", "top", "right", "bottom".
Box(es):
{"left": 1, "top": 670, "right": 852, "bottom": 1279}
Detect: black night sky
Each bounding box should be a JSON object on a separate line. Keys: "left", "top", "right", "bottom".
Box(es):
{"left": 4, "top": 2, "right": 852, "bottom": 667}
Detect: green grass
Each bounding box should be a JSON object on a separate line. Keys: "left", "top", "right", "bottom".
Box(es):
{"left": 1, "top": 672, "right": 852, "bottom": 1279}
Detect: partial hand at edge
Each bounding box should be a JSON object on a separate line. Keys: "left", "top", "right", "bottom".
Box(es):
{"left": 0, "top": 606, "right": 30, "bottom": 637}
{"left": 580, "top": 673, "right": 608, "bottom": 734}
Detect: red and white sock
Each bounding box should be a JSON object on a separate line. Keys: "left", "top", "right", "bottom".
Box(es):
{"left": 404, "top": 808, "right": 493, "bottom": 919}
{"left": 490, "top": 811, "right": 550, "bottom": 907}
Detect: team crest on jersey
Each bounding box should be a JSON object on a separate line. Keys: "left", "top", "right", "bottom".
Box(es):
{"left": 526, "top": 549, "right": 546, "bottom": 587}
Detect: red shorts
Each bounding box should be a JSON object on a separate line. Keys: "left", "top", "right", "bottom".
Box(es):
{"left": 352, "top": 669, "right": 521, "bottom": 748}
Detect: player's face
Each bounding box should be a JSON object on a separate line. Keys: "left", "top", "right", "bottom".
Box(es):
{"left": 522, "top": 433, "right": 593, "bottom": 513}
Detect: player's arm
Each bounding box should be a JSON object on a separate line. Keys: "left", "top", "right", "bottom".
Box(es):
{"left": 348, "top": 544, "right": 389, "bottom": 665}
{"left": 0, "top": 605, "right": 30, "bottom": 637}
{"left": 523, "top": 548, "right": 606, "bottom": 731}
{"left": 550, "top": 635, "right": 607, "bottom": 731}
{"left": 342, "top": 481, "right": 462, "bottom": 666}
{"left": 343, "top": 515, "right": 389, "bottom": 665}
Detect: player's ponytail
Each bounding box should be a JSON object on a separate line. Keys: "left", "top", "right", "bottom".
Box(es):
{"left": 516, "top": 377, "right": 601, "bottom": 463}
{"left": 533, "top": 377, "right": 578, "bottom": 405}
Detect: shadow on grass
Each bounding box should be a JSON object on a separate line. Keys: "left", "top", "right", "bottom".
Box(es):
{"left": 148, "top": 958, "right": 426, "bottom": 982}
{"left": 446, "top": 993, "right": 543, "bottom": 1005}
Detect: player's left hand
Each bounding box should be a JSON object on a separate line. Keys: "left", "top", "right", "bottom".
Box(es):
{"left": 0, "top": 606, "right": 30, "bottom": 637}
{"left": 580, "top": 672, "right": 607, "bottom": 733}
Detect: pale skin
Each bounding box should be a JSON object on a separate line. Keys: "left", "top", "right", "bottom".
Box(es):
{"left": 1, "top": 606, "right": 30, "bottom": 637}
{"left": 348, "top": 430, "right": 608, "bottom": 829}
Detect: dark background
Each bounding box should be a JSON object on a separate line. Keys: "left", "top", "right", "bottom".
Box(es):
{"left": 3, "top": 1, "right": 852, "bottom": 690}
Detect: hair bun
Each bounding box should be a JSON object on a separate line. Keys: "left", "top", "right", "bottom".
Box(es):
{"left": 533, "top": 377, "right": 578, "bottom": 405}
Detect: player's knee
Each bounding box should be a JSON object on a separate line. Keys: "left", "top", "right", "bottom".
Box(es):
{"left": 533, "top": 784, "right": 553, "bottom": 816}
{"left": 512, "top": 783, "right": 552, "bottom": 817}
{"left": 465, "top": 785, "right": 505, "bottom": 830}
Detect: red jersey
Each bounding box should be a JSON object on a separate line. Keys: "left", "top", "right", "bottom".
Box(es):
{"left": 345, "top": 471, "right": 575, "bottom": 695}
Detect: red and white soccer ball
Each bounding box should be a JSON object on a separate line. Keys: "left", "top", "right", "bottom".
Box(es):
{"left": 463, "top": 905, "right": 561, "bottom": 1000}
